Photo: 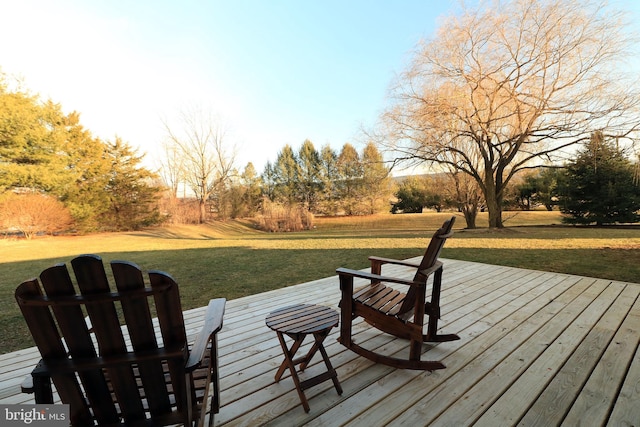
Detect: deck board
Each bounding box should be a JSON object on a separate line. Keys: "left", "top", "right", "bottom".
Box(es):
{"left": 1, "top": 258, "right": 639, "bottom": 426}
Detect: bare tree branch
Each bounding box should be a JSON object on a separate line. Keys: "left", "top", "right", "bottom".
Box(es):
{"left": 377, "top": 0, "right": 640, "bottom": 227}
{"left": 161, "top": 106, "right": 237, "bottom": 223}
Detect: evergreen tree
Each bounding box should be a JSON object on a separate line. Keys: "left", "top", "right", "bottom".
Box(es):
{"left": 391, "top": 177, "right": 429, "bottom": 213}
{"left": 103, "top": 138, "right": 161, "bottom": 230}
{"left": 273, "top": 145, "right": 300, "bottom": 205}
{"left": 0, "top": 75, "right": 164, "bottom": 232}
{"left": 513, "top": 168, "right": 562, "bottom": 211}
{"left": 240, "top": 162, "right": 262, "bottom": 216}
{"left": 361, "top": 142, "right": 391, "bottom": 214}
{"left": 559, "top": 132, "right": 640, "bottom": 225}
{"left": 336, "top": 143, "right": 363, "bottom": 215}
{"left": 0, "top": 85, "right": 68, "bottom": 192}
{"left": 317, "top": 145, "right": 339, "bottom": 215}
{"left": 391, "top": 176, "right": 444, "bottom": 214}
{"left": 297, "top": 139, "right": 321, "bottom": 211}
{"left": 261, "top": 161, "right": 277, "bottom": 202}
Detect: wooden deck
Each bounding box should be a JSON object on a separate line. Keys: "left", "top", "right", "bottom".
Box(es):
{"left": 1, "top": 258, "right": 639, "bottom": 426}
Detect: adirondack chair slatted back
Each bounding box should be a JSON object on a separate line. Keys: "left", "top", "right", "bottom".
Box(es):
{"left": 15, "top": 255, "right": 194, "bottom": 426}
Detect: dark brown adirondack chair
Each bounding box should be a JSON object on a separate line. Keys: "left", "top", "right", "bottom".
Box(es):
{"left": 337, "top": 216, "right": 459, "bottom": 370}
{"left": 15, "top": 254, "right": 225, "bottom": 427}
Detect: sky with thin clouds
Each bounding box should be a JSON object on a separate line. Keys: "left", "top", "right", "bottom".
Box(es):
{"left": 0, "top": 0, "right": 455, "bottom": 172}
{"left": 1, "top": 0, "right": 638, "bottom": 174}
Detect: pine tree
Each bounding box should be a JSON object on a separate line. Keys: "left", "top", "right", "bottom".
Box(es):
{"left": 317, "top": 145, "right": 339, "bottom": 215}
{"left": 560, "top": 132, "right": 640, "bottom": 225}
{"left": 336, "top": 143, "right": 363, "bottom": 215}
{"left": 297, "top": 140, "right": 321, "bottom": 211}
{"left": 103, "top": 138, "right": 161, "bottom": 230}
{"left": 361, "top": 142, "right": 390, "bottom": 214}
{"left": 273, "top": 145, "right": 300, "bottom": 205}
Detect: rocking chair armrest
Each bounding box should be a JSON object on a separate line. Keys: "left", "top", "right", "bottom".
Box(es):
{"left": 368, "top": 256, "right": 421, "bottom": 268}
{"left": 336, "top": 267, "right": 422, "bottom": 288}
{"left": 417, "top": 261, "right": 444, "bottom": 277}
{"left": 186, "top": 298, "right": 226, "bottom": 371}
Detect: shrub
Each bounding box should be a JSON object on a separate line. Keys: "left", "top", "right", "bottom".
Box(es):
{"left": 0, "top": 192, "right": 75, "bottom": 238}
{"left": 257, "top": 199, "right": 314, "bottom": 232}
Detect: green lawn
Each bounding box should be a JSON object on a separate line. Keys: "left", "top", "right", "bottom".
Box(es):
{"left": 1, "top": 211, "right": 638, "bottom": 353}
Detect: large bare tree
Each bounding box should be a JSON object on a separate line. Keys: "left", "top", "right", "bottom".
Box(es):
{"left": 379, "top": 0, "right": 640, "bottom": 228}
{"left": 162, "top": 107, "right": 237, "bottom": 223}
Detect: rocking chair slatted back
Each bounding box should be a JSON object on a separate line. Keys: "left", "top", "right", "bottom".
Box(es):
{"left": 398, "top": 216, "right": 456, "bottom": 316}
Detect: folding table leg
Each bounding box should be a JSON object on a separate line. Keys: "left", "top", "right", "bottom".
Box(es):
{"left": 274, "top": 334, "right": 304, "bottom": 382}
{"left": 274, "top": 332, "right": 311, "bottom": 412}
{"left": 313, "top": 332, "right": 342, "bottom": 396}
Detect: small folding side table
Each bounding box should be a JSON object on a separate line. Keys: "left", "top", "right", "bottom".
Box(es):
{"left": 265, "top": 303, "right": 343, "bottom": 412}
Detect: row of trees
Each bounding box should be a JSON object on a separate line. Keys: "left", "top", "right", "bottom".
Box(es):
{"left": 158, "top": 135, "right": 392, "bottom": 226}
{"left": 2, "top": 70, "right": 637, "bottom": 238}
{"left": 4, "top": 0, "right": 640, "bottom": 236}
{"left": 261, "top": 140, "right": 390, "bottom": 216}
{"left": 0, "top": 74, "right": 162, "bottom": 235}
{"left": 393, "top": 131, "right": 640, "bottom": 227}
{"left": 157, "top": 105, "right": 393, "bottom": 225}
{"left": 0, "top": 71, "right": 394, "bottom": 236}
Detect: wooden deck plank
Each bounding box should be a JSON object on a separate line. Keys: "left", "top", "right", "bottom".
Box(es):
{"left": 566, "top": 286, "right": 640, "bottom": 427}
{"left": 519, "top": 283, "right": 639, "bottom": 426}
{"left": 2, "top": 259, "right": 640, "bottom": 427}
{"left": 605, "top": 344, "right": 640, "bottom": 427}
{"left": 400, "top": 276, "right": 604, "bottom": 426}
{"left": 474, "top": 279, "right": 625, "bottom": 421}
{"left": 455, "top": 279, "right": 621, "bottom": 426}
{"left": 349, "top": 272, "right": 581, "bottom": 427}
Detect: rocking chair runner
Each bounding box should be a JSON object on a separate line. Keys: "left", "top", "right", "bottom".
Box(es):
{"left": 337, "top": 216, "right": 459, "bottom": 370}
{"left": 15, "top": 254, "right": 225, "bottom": 427}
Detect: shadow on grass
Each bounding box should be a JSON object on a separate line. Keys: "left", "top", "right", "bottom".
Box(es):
{"left": 445, "top": 247, "right": 640, "bottom": 284}
{"left": 2, "top": 245, "right": 638, "bottom": 354}
{"left": 132, "top": 223, "right": 640, "bottom": 242}
{"left": 0, "top": 246, "right": 422, "bottom": 354}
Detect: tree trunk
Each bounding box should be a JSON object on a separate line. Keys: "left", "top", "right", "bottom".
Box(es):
{"left": 485, "top": 191, "right": 503, "bottom": 228}
{"left": 462, "top": 203, "right": 478, "bottom": 229}
{"left": 483, "top": 168, "right": 504, "bottom": 228}
{"left": 199, "top": 200, "right": 206, "bottom": 224}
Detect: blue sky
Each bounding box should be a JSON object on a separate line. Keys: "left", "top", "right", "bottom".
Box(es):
{"left": 1, "top": 1, "right": 638, "bottom": 173}
{"left": 0, "top": 0, "right": 455, "bottom": 172}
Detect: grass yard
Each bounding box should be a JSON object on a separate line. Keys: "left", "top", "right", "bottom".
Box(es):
{"left": 1, "top": 211, "right": 638, "bottom": 354}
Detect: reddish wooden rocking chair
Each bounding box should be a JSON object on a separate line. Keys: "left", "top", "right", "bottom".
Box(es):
{"left": 16, "top": 254, "right": 225, "bottom": 426}
{"left": 337, "top": 216, "right": 459, "bottom": 370}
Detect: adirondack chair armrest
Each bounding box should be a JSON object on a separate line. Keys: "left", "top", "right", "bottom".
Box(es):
{"left": 336, "top": 267, "right": 422, "bottom": 288}
{"left": 417, "top": 261, "right": 444, "bottom": 278}
{"left": 186, "top": 298, "right": 226, "bottom": 371}
{"left": 21, "top": 362, "right": 54, "bottom": 403}
{"left": 368, "top": 256, "right": 421, "bottom": 269}
{"left": 21, "top": 374, "right": 34, "bottom": 393}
